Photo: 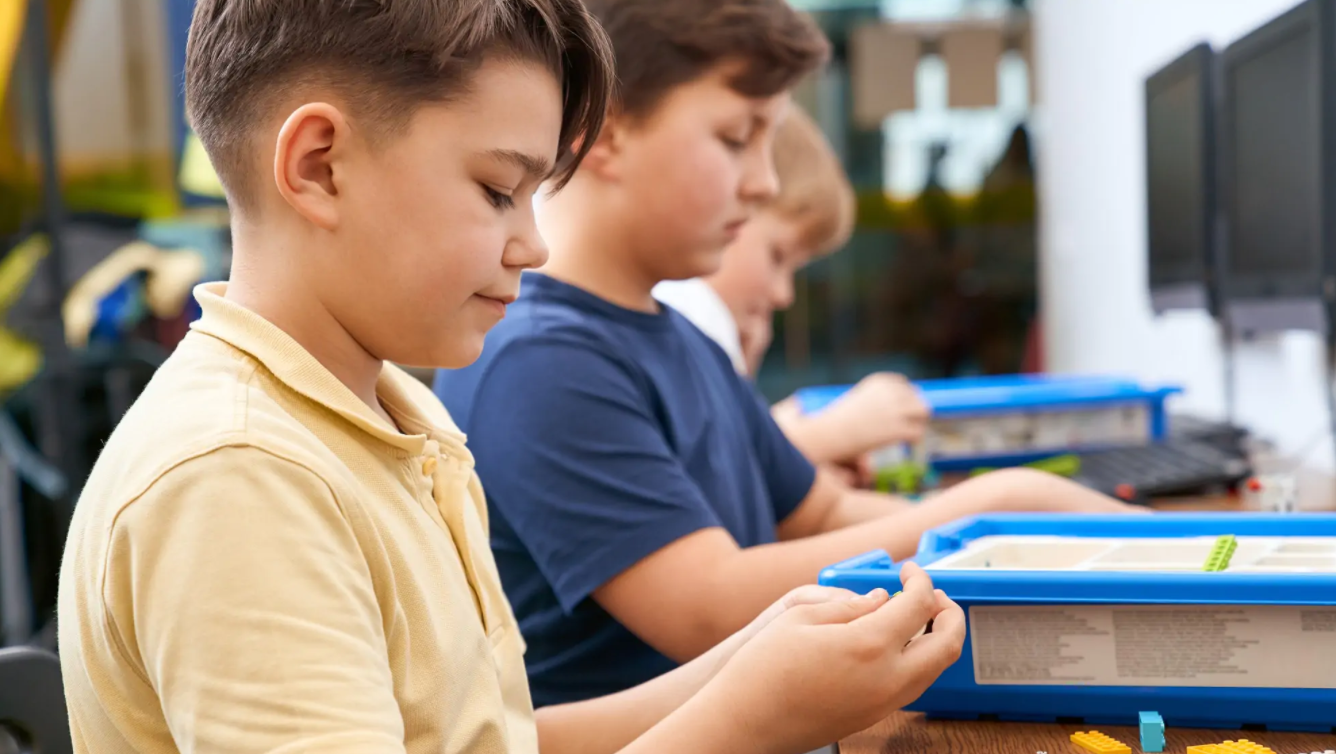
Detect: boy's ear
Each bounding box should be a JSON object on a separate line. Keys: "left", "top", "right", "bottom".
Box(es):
{"left": 575, "top": 113, "right": 627, "bottom": 182}
{"left": 273, "top": 102, "right": 351, "bottom": 230}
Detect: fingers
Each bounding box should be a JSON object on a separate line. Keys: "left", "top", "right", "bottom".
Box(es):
{"left": 785, "top": 588, "right": 890, "bottom": 626}
{"left": 899, "top": 593, "right": 966, "bottom": 677}
{"left": 849, "top": 564, "right": 940, "bottom": 644}
{"left": 779, "top": 584, "right": 861, "bottom": 609}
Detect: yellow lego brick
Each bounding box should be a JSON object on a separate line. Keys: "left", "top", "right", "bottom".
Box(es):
{"left": 1186, "top": 741, "right": 1277, "bottom": 754}
{"left": 1070, "top": 730, "right": 1132, "bottom": 754}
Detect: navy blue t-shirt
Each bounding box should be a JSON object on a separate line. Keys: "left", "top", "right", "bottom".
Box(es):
{"left": 433, "top": 273, "right": 816, "bottom": 706}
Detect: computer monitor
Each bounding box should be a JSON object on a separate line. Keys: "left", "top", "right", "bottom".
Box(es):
{"left": 1218, "top": 0, "right": 1336, "bottom": 334}
{"left": 1145, "top": 42, "right": 1218, "bottom": 314}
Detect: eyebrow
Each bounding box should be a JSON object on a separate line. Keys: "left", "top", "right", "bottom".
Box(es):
{"left": 487, "top": 149, "right": 554, "bottom": 181}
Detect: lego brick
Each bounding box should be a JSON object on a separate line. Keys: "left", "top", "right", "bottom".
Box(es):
{"left": 1203, "top": 534, "right": 1239, "bottom": 571}
{"left": 1069, "top": 730, "right": 1132, "bottom": 754}
{"left": 1184, "top": 740, "right": 1276, "bottom": 754}
{"left": 1138, "top": 711, "right": 1165, "bottom": 753}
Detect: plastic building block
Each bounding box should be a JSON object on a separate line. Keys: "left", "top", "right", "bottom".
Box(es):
{"left": 1184, "top": 740, "right": 1276, "bottom": 754}
{"left": 1069, "top": 731, "right": 1131, "bottom": 753}
{"left": 1203, "top": 534, "right": 1238, "bottom": 571}
{"left": 1138, "top": 711, "right": 1165, "bottom": 753}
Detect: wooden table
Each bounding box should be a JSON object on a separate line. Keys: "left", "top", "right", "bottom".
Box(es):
{"left": 840, "top": 467, "right": 1336, "bottom": 754}
{"left": 841, "top": 714, "right": 1336, "bottom": 753}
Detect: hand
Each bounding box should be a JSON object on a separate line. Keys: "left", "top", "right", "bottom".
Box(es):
{"left": 830, "top": 373, "right": 930, "bottom": 447}
{"left": 703, "top": 563, "right": 965, "bottom": 754}
{"left": 705, "top": 584, "right": 867, "bottom": 677}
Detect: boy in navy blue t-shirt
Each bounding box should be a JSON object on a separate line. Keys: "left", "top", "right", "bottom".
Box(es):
{"left": 434, "top": 0, "right": 1140, "bottom": 708}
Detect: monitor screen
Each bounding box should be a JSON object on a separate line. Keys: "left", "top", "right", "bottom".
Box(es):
{"left": 1147, "top": 61, "right": 1208, "bottom": 288}
{"left": 1226, "top": 24, "right": 1321, "bottom": 280}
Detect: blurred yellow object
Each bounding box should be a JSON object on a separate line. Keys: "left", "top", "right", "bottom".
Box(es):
{"left": 179, "top": 130, "right": 225, "bottom": 199}
{"left": 0, "top": 1, "right": 24, "bottom": 107}
{"left": 62, "top": 241, "right": 205, "bottom": 349}
{"left": 0, "top": 234, "right": 49, "bottom": 393}
{"left": 0, "top": 327, "right": 40, "bottom": 393}
{"left": 0, "top": 234, "right": 48, "bottom": 311}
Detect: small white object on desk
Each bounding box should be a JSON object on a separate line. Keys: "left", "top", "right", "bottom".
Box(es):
{"left": 1244, "top": 474, "right": 1298, "bottom": 513}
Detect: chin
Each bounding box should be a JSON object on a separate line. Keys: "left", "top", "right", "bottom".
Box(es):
{"left": 674, "top": 246, "right": 726, "bottom": 280}
{"left": 432, "top": 343, "right": 486, "bottom": 371}
{"left": 385, "top": 335, "right": 486, "bottom": 372}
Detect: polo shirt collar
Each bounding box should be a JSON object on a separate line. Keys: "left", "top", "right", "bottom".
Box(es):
{"left": 189, "top": 282, "right": 462, "bottom": 457}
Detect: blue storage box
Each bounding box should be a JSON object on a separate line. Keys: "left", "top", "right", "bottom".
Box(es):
{"left": 818, "top": 513, "right": 1336, "bottom": 733}
{"left": 794, "top": 374, "right": 1182, "bottom": 471}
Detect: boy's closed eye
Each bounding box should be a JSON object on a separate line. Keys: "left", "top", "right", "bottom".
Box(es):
{"left": 483, "top": 185, "right": 517, "bottom": 210}
{"left": 477, "top": 147, "right": 554, "bottom": 210}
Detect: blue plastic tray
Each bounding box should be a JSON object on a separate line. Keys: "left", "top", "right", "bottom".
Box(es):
{"left": 818, "top": 513, "right": 1336, "bottom": 733}
{"left": 794, "top": 374, "right": 1182, "bottom": 470}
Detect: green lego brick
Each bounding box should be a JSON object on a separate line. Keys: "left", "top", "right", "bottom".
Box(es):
{"left": 1202, "top": 534, "right": 1238, "bottom": 572}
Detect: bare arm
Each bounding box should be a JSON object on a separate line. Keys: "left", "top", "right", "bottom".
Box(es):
{"left": 606, "top": 565, "right": 964, "bottom": 754}
{"left": 536, "top": 586, "right": 857, "bottom": 754}
{"left": 593, "top": 467, "right": 1141, "bottom": 662}
{"left": 772, "top": 373, "right": 930, "bottom": 466}
{"left": 776, "top": 471, "right": 914, "bottom": 538}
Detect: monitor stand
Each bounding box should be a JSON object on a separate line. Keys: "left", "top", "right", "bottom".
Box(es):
{"left": 1225, "top": 297, "right": 1329, "bottom": 336}
{"left": 1151, "top": 282, "right": 1211, "bottom": 313}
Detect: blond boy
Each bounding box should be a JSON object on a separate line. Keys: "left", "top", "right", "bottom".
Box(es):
{"left": 655, "top": 108, "right": 928, "bottom": 481}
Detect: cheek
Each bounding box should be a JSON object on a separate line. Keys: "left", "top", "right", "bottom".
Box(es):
{"left": 639, "top": 135, "right": 737, "bottom": 223}
{"left": 715, "top": 250, "right": 776, "bottom": 313}
{"left": 351, "top": 171, "right": 502, "bottom": 304}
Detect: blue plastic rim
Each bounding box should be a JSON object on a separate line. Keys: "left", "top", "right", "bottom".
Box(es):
{"left": 817, "top": 513, "right": 1336, "bottom": 732}
{"left": 820, "top": 513, "right": 1336, "bottom": 604}
{"left": 793, "top": 374, "right": 1183, "bottom": 470}
{"left": 793, "top": 373, "right": 1181, "bottom": 416}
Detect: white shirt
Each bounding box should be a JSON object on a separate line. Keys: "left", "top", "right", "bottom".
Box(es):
{"left": 653, "top": 279, "right": 747, "bottom": 374}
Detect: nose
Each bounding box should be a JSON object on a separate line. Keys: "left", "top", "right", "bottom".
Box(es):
{"left": 739, "top": 145, "right": 780, "bottom": 205}
{"left": 504, "top": 210, "right": 550, "bottom": 271}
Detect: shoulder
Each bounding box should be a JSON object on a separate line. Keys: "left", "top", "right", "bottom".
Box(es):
{"left": 74, "top": 334, "right": 358, "bottom": 537}
{"left": 654, "top": 281, "right": 745, "bottom": 374}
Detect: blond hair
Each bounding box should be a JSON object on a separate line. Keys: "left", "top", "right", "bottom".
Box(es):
{"left": 770, "top": 107, "right": 856, "bottom": 255}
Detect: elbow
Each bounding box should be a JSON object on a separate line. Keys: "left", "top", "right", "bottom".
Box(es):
{"left": 654, "top": 608, "right": 738, "bottom": 664}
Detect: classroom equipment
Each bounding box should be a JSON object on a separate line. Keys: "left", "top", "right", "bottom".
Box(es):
{"left": 1069, "top": 437, "right": 1251, "bottom": 503}
{"left": 1217, "top": 0, "right": 1336, "bottom": 335}
{"left": 795, "top": 374, "right": 1181, "bottom": 472}
{"left": 1146, "top": 42, "right": 1219, "bottom": 315}
{"left": 1139, "top": 711, "right": 1166, "bottom": 753}
{"left": 818, "top": 513, "right": 1336, "bottom": 732}
{"left": 1070, "top": 730, "right": 1132, "bottom": 754}
{"left": 0, "top": 647, "right": 71, "bottom": 753}
{"left": 1185, "top": 742, "right": 1276, "bottom": 754}
{"left": 1242, "top": 474, "right": 1299, "bottom": 513}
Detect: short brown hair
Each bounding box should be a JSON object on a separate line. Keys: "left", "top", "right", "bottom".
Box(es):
{"left": 582, "top": 0, "right": 830, "bottom": 117}
{"left": 185, "top": 0, "right": 614, "bottom": 210}
{"left": 770, "top": 107, "right": 855, "bottom": 255}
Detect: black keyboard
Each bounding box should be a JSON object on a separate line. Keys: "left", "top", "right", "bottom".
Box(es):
{"left": 1072, "top": 439, "right": 1252, "bottom": 503}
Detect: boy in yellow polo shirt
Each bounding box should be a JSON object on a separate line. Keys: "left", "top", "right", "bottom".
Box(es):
{"left": 57, "top": 1, "right": 966, "bottom": 753}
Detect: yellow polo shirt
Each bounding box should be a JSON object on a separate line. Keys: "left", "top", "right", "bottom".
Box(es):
{"left": 57, "top": 283, "right": 537, "bottom": 754}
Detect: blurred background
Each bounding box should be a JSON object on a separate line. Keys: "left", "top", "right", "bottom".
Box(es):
{"left": 3, "top": 0, "right": 1335, "bottom": 648}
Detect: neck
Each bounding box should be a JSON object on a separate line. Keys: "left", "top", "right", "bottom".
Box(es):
{"left": 225, "top": 219, "right": 390, "bottom": 423}
{"left": 538, "top": 181, "right": 661, "bottom": 312}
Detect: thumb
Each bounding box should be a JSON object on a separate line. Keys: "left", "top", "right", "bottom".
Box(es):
{"left": 786, "top": 588, "right": 889, "bottom": 626}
